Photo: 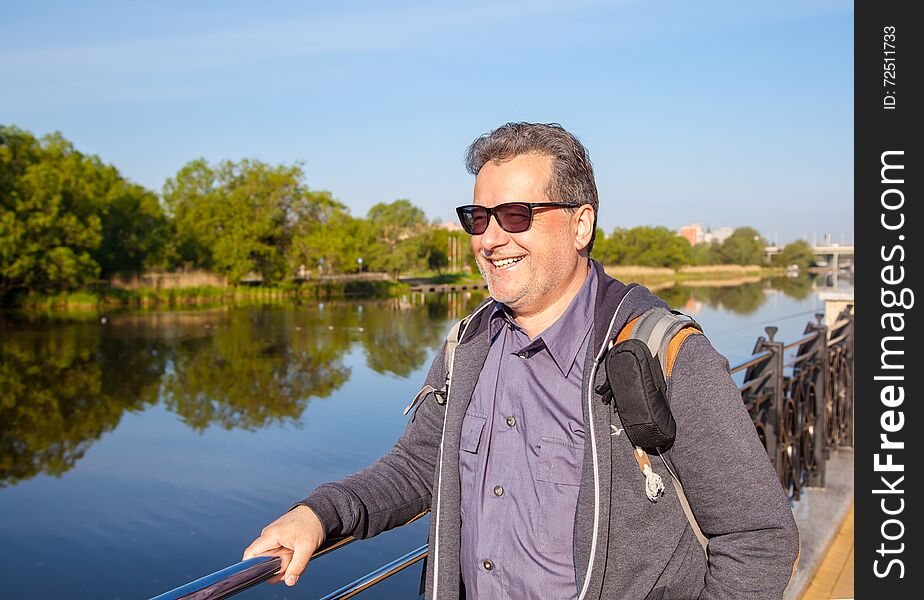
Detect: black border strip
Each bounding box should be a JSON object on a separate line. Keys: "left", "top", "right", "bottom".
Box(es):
{"left": 855, "top": 0, "right": 920, "bottom": 595}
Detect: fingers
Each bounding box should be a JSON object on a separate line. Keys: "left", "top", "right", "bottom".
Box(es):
{"left": 283, "top": 542, "right": 312, "bottom": 587}
{"left": 242, "top": 533, "right": 281, "bottom": 561}
{"left": 267, "top": 548, "right": 293, "bottom": 584}
{"left": 243, "top": 506, "right": 325, "bottom": 587}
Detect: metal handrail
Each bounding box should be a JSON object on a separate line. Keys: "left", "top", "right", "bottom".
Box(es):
{"left": 783, "top": 332, "right": 819, "bottom": 351}
{"left": 729, "top": 351, "right": 771, "bottom": 374}
{"left": 150, "top": 534, "right": 356, "bottom": 600}
{"left": 149, "top": 555, "right": 282, "bottom": 600}
{"left": 827, "top": 331, "right": 850, "bottom": 346}
{"left": 318, "top": 544, "right": 428, "bottom": 600}
{"left": 150, "top": 540, "right": 427, "bottom": 600}
{"left": 738, "top": 370, "right": 771, "bottom": 393}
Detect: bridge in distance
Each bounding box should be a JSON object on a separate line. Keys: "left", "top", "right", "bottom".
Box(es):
{"left": 763, "top": 244, "right": 854, "bottom": 270}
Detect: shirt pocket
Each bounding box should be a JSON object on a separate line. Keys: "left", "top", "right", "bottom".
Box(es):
{"left": 460, "top": 412, "right": 488, "bottom": 454}
{"left": 536, "top": 436, "right": 584, "bottom": 553}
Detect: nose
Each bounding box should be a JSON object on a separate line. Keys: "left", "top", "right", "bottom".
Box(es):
{"left": 477, "top": 212, "right": 510, "bottom": 252}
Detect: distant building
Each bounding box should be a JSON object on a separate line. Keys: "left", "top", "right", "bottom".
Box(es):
{"left": 704, "top": 226, "right": 733, "bottom": 245}
{"left": 679, "top": 223, "right": 734, "bottom": 246}
{"left": 679, "top": 224, "right": 704, "bottom": 246}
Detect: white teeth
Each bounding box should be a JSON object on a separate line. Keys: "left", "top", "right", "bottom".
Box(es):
{"left": 491, "top": 256, "right": 524, "bottom": 268}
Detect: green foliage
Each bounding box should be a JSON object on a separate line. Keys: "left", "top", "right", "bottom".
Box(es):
{"left": 94, "top": 182, "right": 169, "bottom": 276}
{"left": 363, "top": 199, "right": 430, "bottom": 277}
{"left": 1, "top": 126, "right": 168, "bottom": 297}
{"left": 594, "top": 226, "right": 692, "bottom": 268}
{"left": 1, "top": 128, "right": 102, "bottom": 294}
{"left": 288, "top": 194, "right": 365, "bottom": 275}
{"left": 2, "top": 124, "right": 781, "bottom": 292}
{"left": 690, "top": 241, "right": 724, "bottom": 266}
{"left": 717, "top": 227, "right": 767, "bottom": 265}
{"left": 424, "top": 227, "right": 450, "bottom": 274}
{"left": 164, "top": 158, "right": 320, "bottom": 284}
{"left": 772, "top": 239, "right": 815, "bottom": 270}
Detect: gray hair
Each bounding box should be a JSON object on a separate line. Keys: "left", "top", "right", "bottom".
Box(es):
{"left": 464, "top": 122, "right": 599, "bottom": 253}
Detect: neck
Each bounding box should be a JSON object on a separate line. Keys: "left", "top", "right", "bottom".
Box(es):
{"left": 512, "top": 259, "right": 591, "bottom": 338}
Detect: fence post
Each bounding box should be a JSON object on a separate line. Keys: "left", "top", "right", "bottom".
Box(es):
{"left": 807, "top": 314, "right": 828, "bottom": 487}
{"left": 843, "top": 308, "right": 855, "bottom": 447}
{"left": 757, "top": 326, "right": 790, "bottom": 493}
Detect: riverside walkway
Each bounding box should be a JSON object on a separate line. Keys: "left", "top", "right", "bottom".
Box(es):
{"left": 801, "top": 504, "right": 854, "bottom": 599}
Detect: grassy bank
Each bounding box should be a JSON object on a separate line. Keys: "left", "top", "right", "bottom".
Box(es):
{"left": 604, "top": 264, "right": 782, "bottom": 286}
{"left": 8, "top": 265, "right": 787, "bottom": 311}
{"left": 11, "top": 280, "right": 409, "bottom": 310}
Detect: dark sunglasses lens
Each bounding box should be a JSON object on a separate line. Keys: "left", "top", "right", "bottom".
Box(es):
{"left": 495, "top": 203, "right": 531, "bottom": 233}
{"left": 458, "top": 206, "right": 488, "bottom": 234}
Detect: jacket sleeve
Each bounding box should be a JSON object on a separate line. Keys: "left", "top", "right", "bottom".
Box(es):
{"left": 666, "top": 334, "right": 799, "bottom": 600}
{"left": 297, "top": 344, "right": 447, "bottom": 540}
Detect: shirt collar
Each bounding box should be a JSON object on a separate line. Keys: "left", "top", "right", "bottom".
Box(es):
{"left": 489, "top": 264, "right": 597, "bottom": 377}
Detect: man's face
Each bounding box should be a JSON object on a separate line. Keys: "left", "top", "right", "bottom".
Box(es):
{"left": 471, "top": 153, "right": 587, "bottom": 314}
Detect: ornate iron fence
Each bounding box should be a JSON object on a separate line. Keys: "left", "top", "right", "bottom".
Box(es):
{"left": 152, "top": 305, "right": 855, "bottom": 599}
{"left": 733, "top": 306, "right": 854, "bottom": 501}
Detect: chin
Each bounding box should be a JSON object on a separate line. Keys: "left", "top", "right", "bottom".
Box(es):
{"left": 486, "top": 280, "right": 528, "bottom": 307}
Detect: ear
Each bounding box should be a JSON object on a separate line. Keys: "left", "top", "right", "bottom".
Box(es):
{"left": 573, "top": 205, "right": 595, "bottom": 252}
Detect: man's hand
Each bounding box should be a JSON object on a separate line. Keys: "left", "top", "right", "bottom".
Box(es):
{"left": 242, "top": 505, "right": 326, "bottom": 587}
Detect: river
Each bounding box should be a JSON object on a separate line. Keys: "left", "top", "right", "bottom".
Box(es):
{"left": 0, "top": 275, "right": 850, "bottom": 599}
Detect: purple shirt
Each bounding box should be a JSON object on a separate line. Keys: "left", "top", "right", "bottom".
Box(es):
{"left": 459, "top": 267, "right": 597, "bottom": 600}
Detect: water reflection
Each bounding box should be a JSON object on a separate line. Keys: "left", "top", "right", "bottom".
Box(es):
{"left": 657, "top": 274, "right": 830, "bottom": 316}
{"left": 0, "top": 324, "right": 162, "bottom": 487}
{"left": 162, "top": 309, "right": 353, "bottom": 432}
{"left": 0, "top": 295, "right": 489, "bottom": 487}
{"left": 0, "top": 276, "right": 840, "bottom": 488}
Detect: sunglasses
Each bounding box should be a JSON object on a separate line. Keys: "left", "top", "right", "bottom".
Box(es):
{"left": 455, "top": 202, "right": 580, "bottom": 235}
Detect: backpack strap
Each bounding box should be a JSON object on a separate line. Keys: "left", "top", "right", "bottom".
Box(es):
{"left": 403, "top": 299, "right": 493, "bottom": 416}
{"left": 625, "top": 308, "right": 702, "bottom": 379}
{"left": 617, "top": 307, "right": 708, "bottom": 550}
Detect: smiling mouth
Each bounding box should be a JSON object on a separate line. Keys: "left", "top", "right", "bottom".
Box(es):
{"left": 490, "top": 256, "right": 525, "bottom": 269}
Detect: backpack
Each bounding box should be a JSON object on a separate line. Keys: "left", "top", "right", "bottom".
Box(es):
{"left": 602, "top": 307, "right": 708, "bottom": 550}
{"left": 406, "top": 303, "right": 708, "bottom": 550}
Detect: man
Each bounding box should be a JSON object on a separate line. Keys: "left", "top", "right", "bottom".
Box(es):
{"left": 244, "top": 123, "right": 799, "bottom": 599}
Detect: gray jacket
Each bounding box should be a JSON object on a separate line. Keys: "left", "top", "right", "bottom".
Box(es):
{"left": 303, "top": 261, "right": 799, "bottom": 599}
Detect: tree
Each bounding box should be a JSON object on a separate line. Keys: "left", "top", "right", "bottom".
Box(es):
{"left": 288, "top": 193, "right": 366, "bottom": 275}
{"left": 423, "top": 227, "right": 450, "bottom": 274}
{"left": 718, "top": 227, "right": 767, "bottom": 265}
{"left": 164, "top": 158, "right": 321, "bottom": 283}
{"left": 363, "top": 199, "right": 429, "bottom": 277}
{"left": 1, "top": 126, "right": 170, "bottom": 297}
{"left": 594, "top": 226, "right": 692, "bottom": 268}
{"left": 591, "top": 228, "right": 617, "bottom": 265}
{"left": 93, "top": 182, "right": 169, "bottom": 276}
{"left": 690, "top": 241, "right": 724, "bottom": 266}
{"left": 772, "top": 240, "right": 814, "bottom": 270}
{"left": 1, "top": 128, "right": 102, "bottom": 296}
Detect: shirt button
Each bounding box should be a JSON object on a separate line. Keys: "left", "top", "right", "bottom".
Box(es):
{"left": 506, "top": 416, "right": 516, "bottom": 428}
{"left": 493, "top": 485, "right": 504, "bottom": 497}
{"left": 518, "top": 351, "right": 528, "bottom": 359}
{"left": 483, "top": 560, "right": 495, "bottom": 571}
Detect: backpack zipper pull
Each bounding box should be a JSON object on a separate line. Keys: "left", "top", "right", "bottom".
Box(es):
{"left": 404, "top": 384, "right": 437, "bottom": 416}
{"left": 634, "top": 447, "right": 665, "bottom": 502}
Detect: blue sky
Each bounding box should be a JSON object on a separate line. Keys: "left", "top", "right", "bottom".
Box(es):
{"left": 1, "top": 0, "right": 853, "bottom": 244}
